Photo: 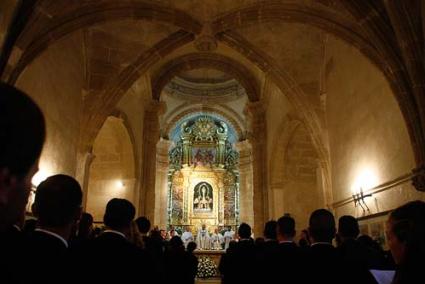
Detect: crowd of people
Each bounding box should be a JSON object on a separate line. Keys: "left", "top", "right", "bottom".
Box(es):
{"left": 1, "top": 82, "right": 425, "bottom": 284}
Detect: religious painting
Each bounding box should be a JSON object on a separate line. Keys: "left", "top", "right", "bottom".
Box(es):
{"left": 193, "top": 182, "right": 213, "bottom": 212}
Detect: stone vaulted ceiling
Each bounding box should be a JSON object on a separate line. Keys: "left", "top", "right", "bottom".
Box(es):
{"left": 1, "top": 0, "right": 425, "bottom": 190}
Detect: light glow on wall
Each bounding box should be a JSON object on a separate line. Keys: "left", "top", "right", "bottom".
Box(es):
{"left": 116, "top": 180, "right": 125, "bottom": 188}
{"left": 31, "top": 169, "right": 51, "bottom": 187}
{"left": 351, "top": 167, "right": 379, "bottom": 194}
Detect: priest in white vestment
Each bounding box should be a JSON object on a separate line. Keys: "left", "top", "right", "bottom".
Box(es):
{"left": 196, "top": 224, "right": 210, "bottom": 250}
{"left": 210, "top": 228, "right": 224, "bottom": 250}
{"left": 181, "top": 227, "right": 194, "bottom": 248}
{"left": 223, "top": 226, "right": 235, "bottom": 250}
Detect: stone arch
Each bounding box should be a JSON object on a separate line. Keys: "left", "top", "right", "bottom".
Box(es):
{"left": 109, "top": 109, "right": 139, "bottom": 179}
{"left": 86, "top": 115, "right": 136, "bottom": 221}
{"left": 270, "top": 119, "right": 323, "bottom": 228}
{"left": 151, "top": 53, "right": 260, "bottom": 102}
{"left": 78, "top": 30, "right": 194, "bottom": 153}
{"left": 5, "top": 1, "right": 202, "bottom": 83}
{"left": 211, "top": 1, "right": 424, "bottom": 169}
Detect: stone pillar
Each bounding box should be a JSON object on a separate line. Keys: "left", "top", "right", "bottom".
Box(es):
{"left": 140, "top": 101, "right": 164, "bottom": 223}
{"left": 245, "top": 102, "right": 267, "bottom": 237}
{"left": 75, "top": 150, "right": 95, "bottom": 210}
{"left": 182, "top": 133, "right": 192, "bottom": 166}
{"left": 154, "top": 138, "right": 172, "bottom": 228}
{"left": 235, "top": 140, "right": 254, "bottom": 230}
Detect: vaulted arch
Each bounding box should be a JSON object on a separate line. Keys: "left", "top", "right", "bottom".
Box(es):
{"left": 151, "top": 53, "right": 260, "bottom": 102}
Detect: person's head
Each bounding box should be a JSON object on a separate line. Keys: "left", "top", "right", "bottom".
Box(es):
{"left": 187, "top": 241, "right": 197, "bottom": 253}
{"left": 135, "top": 216, "right": 151, "bottom": 234}
{"left": 387, "top": 200, "right": 425, "bottom": 265}
{"left": 23, "top": 218, "right": 37, "bottom": 234}
{"left": 214, "top": 227, "right": 219, "bottom": 234}
{"left": 308, "top": 209, "right": 336, "bottom": 243}
{"left": 185, "top": 226, "right": 191, "bottom": 232}
{"left": 103, "top": 198, "right": 135, "bottom": 232}
{"left": 202, "top": 224, "right": 206, "bottom": 230}
{"left": 160, "top": 229, "right": 167, "bottom": 239}
{"left": 338, "top": 215, "right": 359, "bottom": 241}
{"left": 263, "top": 220, "right": 277, "bottom": 240}
{"left": 255, "top": 237, "right": 265, "bottom": 246}
{"left": 0, "top": 83, "right": 46, "bottom": 232}
{"left": 238, "top": 223, "right": 251, "bottom": 239}
{"left": 277, "top": 215, "right": 296, "bottom": 241}
{"left": 78, "top": 212, "right": 93, "bottom": 238}
{"left": 32, "top": 175, "right": 82, "bottom": 234}
{"left": 299, "top": 229, "right": 311, "bottom": 246}
{"left": 169, "top": 235, "right": 184, "bottom": 250}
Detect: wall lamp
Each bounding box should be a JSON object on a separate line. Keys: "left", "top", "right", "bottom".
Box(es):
{"left": 352, "top": 187, "right": 372, "bottom": 213}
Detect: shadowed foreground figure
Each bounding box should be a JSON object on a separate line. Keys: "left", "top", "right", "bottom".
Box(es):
{"left": 75, "top": 198, "right": 155, "bottom": 282}
{"left": 0, "top": 83, "right": 46, "bottom": 283}
{"left": 25, "top": 174, "right": 83, "bottom": 284}
{"left": 387, "top": 200, "right": 425, "bottom": 284}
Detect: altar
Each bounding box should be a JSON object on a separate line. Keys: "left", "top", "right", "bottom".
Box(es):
{"left": 194, "top": 250, "right": 225, "bottom": 267}
{"left": 167, "top": 115, "right": 240, "bottom": 233}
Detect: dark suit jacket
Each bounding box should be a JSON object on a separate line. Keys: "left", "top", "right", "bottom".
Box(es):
{"left": 75, "top": 231, "right": 155, "bottom": 283}
{"left": 337, "top": 239, "right": 379, "bottom": 284}
{"left": 24, "top": 229, "right": 69, "bottom": 283}
{"left": 220, "top": 239, "right": 257, "bottom": 284}
{"left": 305, "top": 243, "right": 340, "bottom": 283}
{"left": 0, "top": 226, "right": 27, "bottom": 284}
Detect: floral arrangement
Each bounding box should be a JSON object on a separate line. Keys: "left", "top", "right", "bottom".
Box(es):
{"left": 197, "top": 256, "right": 218, "bottom": 278}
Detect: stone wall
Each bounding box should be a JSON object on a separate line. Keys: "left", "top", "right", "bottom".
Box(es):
{"left": 16, "top": 32, "right": 84, "bottom": 177}
{"left": 86, "top": 116, "right": 136, "bottom": 221}
{"left": 325, "top": 37, "right": 425, "bottom": 218}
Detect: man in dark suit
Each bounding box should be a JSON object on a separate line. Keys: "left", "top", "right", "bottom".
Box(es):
{"left": 337, "top": 215, "right": 381, "bottom": 283}
{"left": 220, "top": 223, "right": 257, "bottom": 284}
{"left": 275, "top": 215, "right": 302, "bottom": 282}
{"left": 77, "top": 198, "right": 155, "bottom": 282}
{"left": 257, "top": 220, "right": 279, "bottom": 283}
{"left": 305, "top": 209, "right": 341, "bottom": 283}
{"left": 0, "top": 83, "right": 46, "bottom": 283}
{"left": 25, "top": 174, "right": 83, "bottom": 283}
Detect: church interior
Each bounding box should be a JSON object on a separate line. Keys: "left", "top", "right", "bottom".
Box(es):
{"left": 1, "top": 1, "right": 425, "bottom": 283}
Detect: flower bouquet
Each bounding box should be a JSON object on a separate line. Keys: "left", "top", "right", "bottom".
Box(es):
{"left": 197, "top": 256, "right": 218, "bottom": 278}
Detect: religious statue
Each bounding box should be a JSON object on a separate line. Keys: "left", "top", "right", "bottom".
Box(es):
{"left": 193, "top": 182, "right": 213, "bottom": 211}
{"left": 196, "top": 224, "right": 210, "bottom": 250}
{"left": 210, "top": 228, "right": 224, "bottom": 250}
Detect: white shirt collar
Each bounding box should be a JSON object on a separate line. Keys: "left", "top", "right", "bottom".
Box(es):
{"left": 13, "top": 224, "right": 22, "bottom": 232}
{"left": 103, "top": 229, "right": 126, "bottom": 239}
{"left": 279, "top": 240, "right": 294, "bottom": 244}
{"left": 35, "top": 228, "right": 68, "bottom": 248}
{"left": 311, "top": 242, "right": 333, "bottom": 247}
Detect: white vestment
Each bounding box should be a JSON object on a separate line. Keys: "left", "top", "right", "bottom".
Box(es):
{"left": 210, "top": 233, "right": 224, "bottom": 250}
{"left": 223, "top": 230, "right": 235, "bottom": 250}
{"left": 196, "top": 229, "right": 210, "bottom": 250}
{"left": 181, "top": 231, "right": 194, "bottom": 247}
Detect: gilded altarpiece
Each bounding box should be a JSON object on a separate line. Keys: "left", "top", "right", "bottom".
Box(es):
{"left": 168, "top": 116, "right": 239, "bottom": 229}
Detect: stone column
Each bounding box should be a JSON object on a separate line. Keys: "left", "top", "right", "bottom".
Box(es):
{"left": 140, "top": 101, "right": 164, "bottom": 223}
{"left": 154, "top": 138, "right": 172, "bottom": 228}
{"left": 245, "top": 102, "right": 267, "bottom": 237}
{"left": 75, "top": 150, "right": 95, "bottom": 210}
{"left": 235, "top": 140, "right": 254, "bottom": 230}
